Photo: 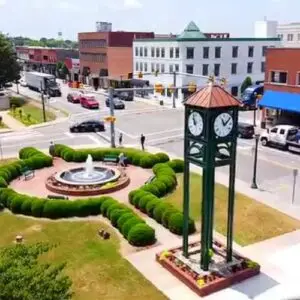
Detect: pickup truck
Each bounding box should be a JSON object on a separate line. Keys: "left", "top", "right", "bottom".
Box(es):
{"left": 260, "top": 125, "right": 300, "bottom": 153}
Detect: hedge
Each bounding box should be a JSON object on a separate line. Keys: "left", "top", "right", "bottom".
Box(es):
{"left": 128, "top": 224, "right": 156, "bottom": 246}
{"left": 0, "top": 188, "right": 155, "bottom": 247}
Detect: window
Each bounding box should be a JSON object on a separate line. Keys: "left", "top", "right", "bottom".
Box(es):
{"left": 186, "top": 64, "right": 194, "bottom": 74}
{"left": 140, "top": 62, "right": 143, "bottom": 72}
{"left": 203, "top": 47, "right": 209, "bottom": 59}
{"left": 161, "top": 48, "right": 165, "bottom": 58}
{"left": 270, "top": 71, "right": 287, "bottom": 84}
{"left": 214, "top": 64, "right": 220, "bottom": 76}
{"left": 144, "top": 63, "right": 148, "bottom": 72}
{"left": 135, "top": 62, "right": 139, "bottom": 71}
{"left": 161, "top": 64, "right": 165, "bottom": 73}
{"left": 139, "top": 47, "right": 143, "bottom": 57}
{"left": 80, "top": 39, "right": 107, "bottom": 48}
{"left": 232, "top": 46, "right": 238, "bottom": 58}
{"left": 202, "top": 64, "right": 209, "bottom": 76}
{"left": 297, "top": 73, "right": 300, "bottom": 85}
{"left": 288, "top": 34, "right": 294, "bottom": 41}
{"left": 80, "top": 53, "right": 106, "bottom": 62}
{"left": 186, "top": 47, "right": 194, "bottom": 59}
{"left": 270, "top": 128, "right": 278, "bottom": 133}
{"left": 247, "top": 62, "right": 253, "bottom": 74}
{"left": 231, "top": 63, "right": 237, "bottom": 75}
{"left": 278, "top": 34, "right": 283, "bottom": 39}
{"left": 262, "top": 46, "right": 268, "bottom": 56}
{"left": 175, "top": 64, "right": 179, "bottom": 72}
{"left": 156, "top": 47, "right": 160, "bottom": 57}
{"left": 151, "top": 47, "right": 155, "bottom": 57}
{"left": 135, "top": 47, "right": 138, "bottom": 56}
{"left": 43, "top": 55, "right": 48, "bottom": 60}
{"left": 248, "top": 46, "right": 254, "bottom": 57}
{"left": 261, "top": 62, "right": 265, "bottom": 73}
{"left": 151, "top": 63, "right": 155, "bottom": 72}
{"left": 170, "top": 48, "right": 174, "bottom": 58}
{"left": 144, "top": 47, "right": 148, "bottom": 57}
{"left": 231, "top": 86, "right": 238, "bottom": 96}
{"left": 175, "top": 47, "right": 180, "bottom": 58}
{"left": 29, "top": 54, "right": 34, "bottom": 59}
{"left": 215, "top": 47, "right": 221, "bottom": 58}
{"left": 279, "top": 129, "right": 285, "bottom": 135}
{"left": 156, "top": 63, "right": 160, "bottom": 72}
{"left": 169, "top": 64, "right": 174, "bottom": 73}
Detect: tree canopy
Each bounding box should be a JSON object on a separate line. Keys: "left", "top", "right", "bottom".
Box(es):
{"left": 0, "top": 243, "right": 72, "bottom": 300}
{"left": 0, "top": 33, "right": 21, "bottom": 87}
{"left": 240, "top": 76, "right": 253, "bottom": 94}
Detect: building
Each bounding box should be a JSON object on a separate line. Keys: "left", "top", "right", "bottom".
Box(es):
{"left": 277, "top": 23, "right": 300, "bottom": 47}
{"left": 15, "top": 46, "right": 79, "bottom": 74}
{"left": 133, "top": 21, "right": 281, "bottom": 103}
{"left": 64, "top": 58, "right": 80, "bottom": 81}
{"left": 78, "top": 29, "right": 154, "bottom": 87}
{"left": 254, "top": 19, "right": 278, "bottom": 38}
{"left": 259, "top": 48, "right": 300, "bottom": 126}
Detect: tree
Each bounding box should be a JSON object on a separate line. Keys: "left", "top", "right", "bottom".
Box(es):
{"left": 0, "top": 243, "right": 72, "bottom": 300}
{"left": 0, "top": 34, "right": 21, "bottom": 88}
{"left": 240, "top": 76, "right": 253, "bottom": 94}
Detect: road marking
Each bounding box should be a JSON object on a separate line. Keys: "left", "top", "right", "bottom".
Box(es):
{"left": 87, "top": 134, "right": 103, "bottom": 145}
{"left": 115, "top": 128, "right": 136, "bottom": 139}
{"left": 144, "top": 128, "right": 182, "bottom": 137}
{"left": 64, "top": 132, "right": 75, "bottom": 138}
{"left": 0, "top": 130, "right": 44, "bottom": 142}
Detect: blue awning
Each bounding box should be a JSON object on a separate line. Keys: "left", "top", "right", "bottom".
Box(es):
{"left": 259, "top": 90, "right": 300, "bottom": 113}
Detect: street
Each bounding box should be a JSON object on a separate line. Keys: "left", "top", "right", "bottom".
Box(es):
{"left": 3, "top": 83, "right": 300, "bottom": 206}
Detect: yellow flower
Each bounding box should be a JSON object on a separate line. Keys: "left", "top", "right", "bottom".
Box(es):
{"left": 159, "top": 250, "right": 170, "bottom": 261}
{"left": 197, "top": 279, "right": 205, "bottom": 287}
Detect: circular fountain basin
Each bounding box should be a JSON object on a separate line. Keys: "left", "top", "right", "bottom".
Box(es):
{"left": 55, "top": 166, "right": 120, "bottom": 186}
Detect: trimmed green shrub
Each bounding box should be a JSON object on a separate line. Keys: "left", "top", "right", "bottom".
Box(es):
{"left": 145, "top": 198, "right": 160, "bottom": 217}
{"left": 20, "top": 198, "right": 33, "bottom": 215}
{"left": 10, "top": 96, "right": 26, "bottom": 107}
{"left": 132, "top": 190, "right": 150, "bottom": 208}
{"left": 128, "top": 224, "right": 156, "bottom": 246}
{"left": 0, "top": 202, "right": 4, "bottom": 211}
{"left": 128, "top": 190, "right": 139, "bottom": 205}
{"left": 31, "top": 199, "right": 46, "bottom": 217}
{"left": 121, "top": 217, "right": 144, "bottom": 238}
{"left": 110, "top": 209, "right": 128, "bottom": 227}
{"left": 100, "top": 198, "right": 116, "bottom": 217}
{"left": 10, "top": 195, "right": 25, "bottom": 214}
{"left": 154, "top": 152, "right": 170, "bottom": 163}
{"left": 138, "top": 194, "right": 156, "bottom": 213}
{"left": 107, "top": 203, "right": 128, "bottom": 220}
{"left": 142, "top": 184, "right": 160, "bottom": 197}
{"left": 63, "top": 151, "right": 74, "bottom": 162}
{"left": 153, "top": 202, "right": 173, "bottom": 224}
{"left": 73, "top": 151, "right": 88, "bottom": 162}
{"left": 168, "top": 213, "right": 196, "bottom": 235}
{"left": 150, "top": 180, "right": 167, "bottom": 197}
{"left": 0, "top": 177, "right": 8, "bottom": 188}
{"left": 43, "top": 200, "right": 66, "bottom": 219}
{"left": 139, "top": 155, "right": 156, "bottom": 168}
{"left": 117, "top": 212, "right": 137, "bottom": 230}
{"left": 167, "top": 159, "right": 184, "bottom": 173}
{"left": 162, "top": 208, "right": 178, "bottom": 228}
{"left": 0, "top": 188, "right": 15, "bottom": 207}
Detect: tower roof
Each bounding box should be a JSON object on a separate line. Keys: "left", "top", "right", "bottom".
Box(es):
{"left": 177, "top": 21, "right": 207, "bottom": 40}
{"left": 184, "top": 83, "right": 241, "bottom": 108}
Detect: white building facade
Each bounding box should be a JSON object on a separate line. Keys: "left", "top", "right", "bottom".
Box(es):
{"left": 133, "top": 22, "right": 281, "bottom": 103}
{"left": 277, "top": 23, "right": 300, "bottom": 47}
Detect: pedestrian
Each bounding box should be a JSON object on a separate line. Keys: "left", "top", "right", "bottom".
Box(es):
{"left": 49, "top": 141, "right": 55, "bottom": 157}
{"left": 118, "top": 153, "right": 127, "bottom": 168}
{"left": 140, "top": 134, "right": 145, "bottom": 151}
{"left": 119, "top": 133, "right": 123, "bottom": 147}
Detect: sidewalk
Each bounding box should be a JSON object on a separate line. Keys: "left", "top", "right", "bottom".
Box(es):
{"left": 0, "top": 111, "right": 25, "bottom": 130}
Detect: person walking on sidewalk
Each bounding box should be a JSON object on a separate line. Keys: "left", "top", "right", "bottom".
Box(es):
{"left": 119, "top": 133, "right": 123, "bottom": 147}
{"left": 140, "top": 134, "right": 145, "bottom": 151}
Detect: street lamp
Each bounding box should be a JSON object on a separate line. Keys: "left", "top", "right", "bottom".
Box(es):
{"left": 251, "top": 134, "right": 260, "bottom": 189}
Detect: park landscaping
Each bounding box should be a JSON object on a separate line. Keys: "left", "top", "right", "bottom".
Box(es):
{"left": 8, "top": 96, "right": 56, "bottom": 125}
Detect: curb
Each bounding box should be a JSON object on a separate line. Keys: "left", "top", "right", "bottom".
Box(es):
{"left": 0, "top": 129, "right": 14, "bottom": 134}
{"left": 28, "top": 117, "right": 70, "bottom": 129}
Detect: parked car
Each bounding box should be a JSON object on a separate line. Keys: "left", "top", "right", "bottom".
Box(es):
{"left": 80, "top": 94, "right": 99, "bottom": 109}
{"left": 105, "top": 97, "right": 125, "bottom": 109}
{"left": 67, "top": 91, "right": 81, "bottom": 103}
{"left": 118, "top": 91, "right": 134, "bottom": 101}
{"left": 70, "top": 120, "right": 105, "bottom": 133}
{"left": 237, "top": 122, "right": 254, "bottom": 138}
{"left": 4, "top": 82, "right": 13, "bottom": 88}
{"left": 19, "top": 79, "right": 27, "bottom": 87}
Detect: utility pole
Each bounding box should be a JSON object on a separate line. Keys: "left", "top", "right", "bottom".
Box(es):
{"left": 251, "top": 134, "right": 260, "bottom": 189}
{"left": 108, "top": 87, "right": 116, "bottom": 148}
{"left": 172, "top": 72, "right": 177, "bottom": 109}
{"left": 40, "top": 81, "right": 47, "bottom": 123}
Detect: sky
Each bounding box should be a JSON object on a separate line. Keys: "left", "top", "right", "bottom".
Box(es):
{"left": 0, "top": 0, "right": 298, "bottom": 40}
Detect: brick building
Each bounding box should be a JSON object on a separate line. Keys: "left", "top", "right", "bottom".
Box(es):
{"left": 78, "top": 31, "right": 154, "bottom": 86}
{"left": 259, "top": 48, "right": 300, "bottom": 125}
{"left": 16, "top": 46, "right": 79, "bottom": 75}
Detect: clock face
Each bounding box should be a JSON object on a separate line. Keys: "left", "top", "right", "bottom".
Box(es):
{"left": 188, "top": 112, "right": 203, "bottom": 136}
{"left": 214, "top": 112, "right": 233, "bottom": 137}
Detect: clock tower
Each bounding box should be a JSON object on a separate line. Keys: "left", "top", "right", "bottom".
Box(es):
{"left": 183, "top": 81, "right": 241, "bottom": 271}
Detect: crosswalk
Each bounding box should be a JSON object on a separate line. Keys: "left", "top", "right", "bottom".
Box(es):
{"left": 0, "top": 130, "right": 44, "bottom": 142}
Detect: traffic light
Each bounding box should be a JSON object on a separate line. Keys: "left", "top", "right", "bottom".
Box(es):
{"left": 187, "top": 82, "right": 197, "bottom": 93}
{"left": 138, "top": 72, "right": 143, "bottom": 78}
{"left": 154, "top": 83, "right": 164, "bottom": 94}
{"left": 104, "top": 116, "right": 116, "bottom": 123}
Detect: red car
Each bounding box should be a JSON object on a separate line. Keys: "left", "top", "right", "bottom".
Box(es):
{"left": 80, "top": 94, "right": 99, "bottom": 109}
{"left": 67, "top": 91, "right": 81, "bottom": 103}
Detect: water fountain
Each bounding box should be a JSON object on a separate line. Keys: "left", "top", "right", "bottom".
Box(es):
{"left": 45, "top": 154, "right": 130, "bottom": 196}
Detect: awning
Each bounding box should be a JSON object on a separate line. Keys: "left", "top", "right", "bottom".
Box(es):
{"left": 258, "top": 90, "right": 300, "bottom": 113}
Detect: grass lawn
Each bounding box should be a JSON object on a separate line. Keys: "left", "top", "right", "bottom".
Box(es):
{"left": 0, "top": 213, "right": 167, "bottom": 300}
{"left": 165, "top": 173, "right": 300, "bottom": 246}
{"left": 0, "top": 122, "right": 8, "bottom": 129}
{"left": 9, "top": 102, "right": 56, "bottom": 125}
{"left": 0, "top": 158, "right": 16, "bottom": 165}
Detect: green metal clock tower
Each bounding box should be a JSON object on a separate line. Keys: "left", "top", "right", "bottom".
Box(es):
{"left": 182, "top": 81, "right": 241, "bottom": 271}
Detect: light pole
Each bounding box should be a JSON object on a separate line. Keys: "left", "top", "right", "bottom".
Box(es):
{"left": 40, "top": 82, "right": 47, "bottom": 123}
{"left": 251, "top": 134, "right": 260, "bottom": 189}
{"left": 172, "top": 72, "right": 177, "bottom": 109}
{"left": 108, "top": 87, "right": 116, "bottom": 148}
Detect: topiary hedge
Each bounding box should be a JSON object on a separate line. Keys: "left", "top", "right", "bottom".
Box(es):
{"left": 0, "top": 188, "right": 155, "bottom": 247}
{"left": 128, "top": 224, "right": 156, "bottom": 246}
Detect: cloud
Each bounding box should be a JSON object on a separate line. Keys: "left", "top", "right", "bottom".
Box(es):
{"left": 124, "top": 0, "right": 142, "bottom": 8}
{"left": 0, "top": 0, "right": 5, "bottom": 6}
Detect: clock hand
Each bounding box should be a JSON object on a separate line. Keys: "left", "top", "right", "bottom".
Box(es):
{"left": 223, "top": 118, "right": 231, "bottom": 126}
{"left": 193, "top": 115, "right": 197, "bottom": 125}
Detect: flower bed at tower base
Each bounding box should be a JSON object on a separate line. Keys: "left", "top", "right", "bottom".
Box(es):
{"left": 156, "top": 240, "right": 260, "bottom": 297}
